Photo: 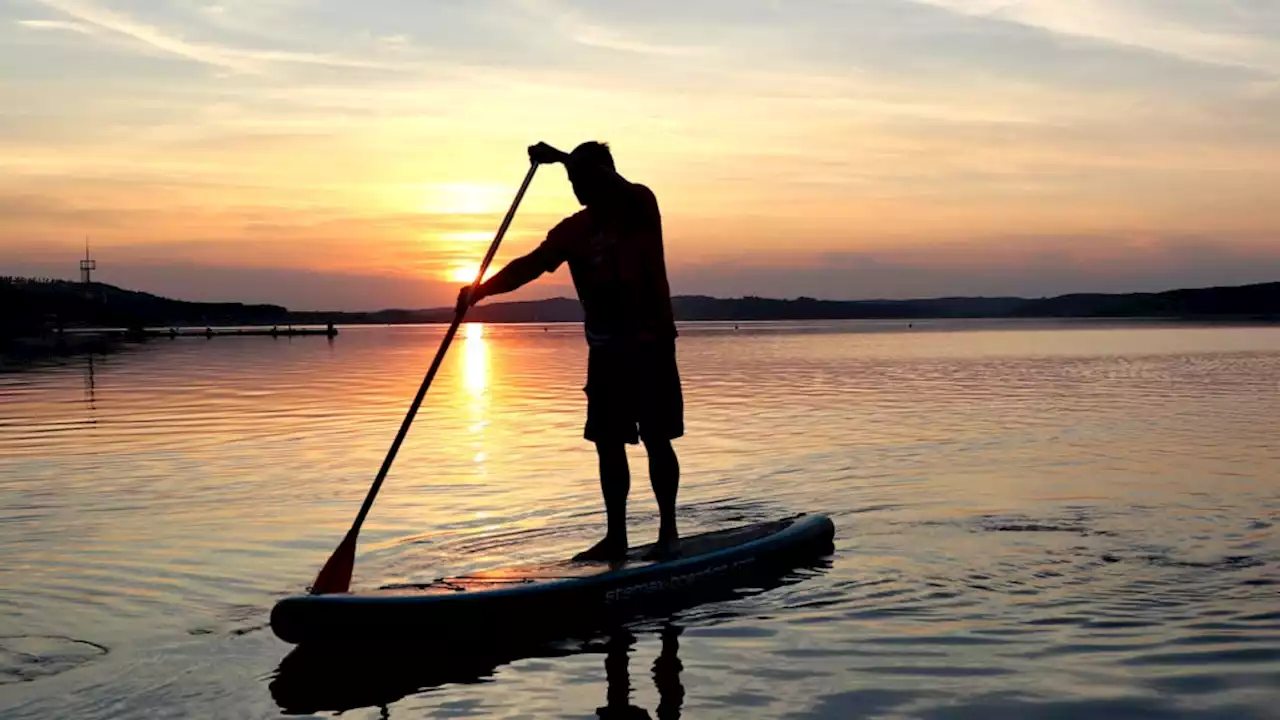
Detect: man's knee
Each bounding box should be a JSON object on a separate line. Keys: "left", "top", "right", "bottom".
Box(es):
{"left": 643, "top": 437, "right": 676, "bottom": 461}
{"left": 596, "top": 443, "right": 628, "bottom": 472}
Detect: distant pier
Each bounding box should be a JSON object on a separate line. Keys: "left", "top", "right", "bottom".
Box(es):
{"left": 2, "top": 324, "right": 339, "bottom": 366}
{"left": 53, "top": 324, "right": 340, "bottom": 343}
{"left": 128, "top": 324, "right": 338, "bottom": 340}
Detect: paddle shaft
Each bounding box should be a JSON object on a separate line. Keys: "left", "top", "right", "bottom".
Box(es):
{"left": 345, "top": 161, "right": 538, "bottom": 536}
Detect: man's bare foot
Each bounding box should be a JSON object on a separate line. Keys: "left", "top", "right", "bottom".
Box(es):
{"left": 642, "top": 534, "right": 680, "bottom": 562}
{"left": 572, "top": 535, "right": 628, "bottom": 562}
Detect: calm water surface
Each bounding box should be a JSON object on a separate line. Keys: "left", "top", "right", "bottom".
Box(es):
{"left": 1, "top": 320, "right": 1278, "bottom": 718}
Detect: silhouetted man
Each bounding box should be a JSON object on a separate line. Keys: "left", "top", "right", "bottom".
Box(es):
{"left": 457, "top": 141, "right": 682, "bottom": 561}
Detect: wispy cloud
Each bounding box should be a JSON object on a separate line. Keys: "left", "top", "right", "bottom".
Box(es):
{"left": 17, "top": 18, "right": 96, "bottom": 35}
{"left": 518, "top": 0, "right": 715, "bottom": 57}
{"left": 566, "top": 22, "right": 712, "bottom": 57}
{"left": 34, "top": 0, "right": 411, "bottom": 74}
{"left": 910, "top": 0, "right": 1280, "bottom": 75}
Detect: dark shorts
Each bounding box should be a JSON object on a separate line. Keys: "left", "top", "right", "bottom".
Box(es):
{"left": 584, "top": 340, "right": 684, "bottom": 445}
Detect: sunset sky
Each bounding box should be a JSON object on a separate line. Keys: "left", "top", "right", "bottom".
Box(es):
{"left": 3, "top": 0, "right": 1279, "bottom": 310}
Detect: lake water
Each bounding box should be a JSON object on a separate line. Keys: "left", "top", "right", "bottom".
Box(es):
{"left": 1, "top": 320, "right": 1277, "bottom": 719}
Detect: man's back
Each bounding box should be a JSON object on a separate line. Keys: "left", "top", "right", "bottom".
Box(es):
{"left": 533, "top": 181, "right": 676, "bottom": 346}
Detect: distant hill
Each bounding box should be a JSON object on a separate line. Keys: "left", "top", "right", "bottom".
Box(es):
{"left": 303, "top": 282, "right": 1280, "bottom": 325}
{"left": 291, "top": 298, "right": 588, "bottom": 326}
{"left": 1, "top": 277, "right": 289, "bottom": 337}
{"left": 1009, "top": 283, "right": 1280, "bottom": 318}
{"left": 3, "top": 276, "right": 1278, "bottom": 339}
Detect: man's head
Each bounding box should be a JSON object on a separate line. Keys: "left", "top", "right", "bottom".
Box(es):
{"left": 566, "top": 141, "right": 618, "bottom": 207}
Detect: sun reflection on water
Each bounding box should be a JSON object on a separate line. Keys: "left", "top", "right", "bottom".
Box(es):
{"left": 462, "top": 323, "right": 487, "bottom": 395}
{"left": 461, "top": 323, "right": 489, "bottom": 475}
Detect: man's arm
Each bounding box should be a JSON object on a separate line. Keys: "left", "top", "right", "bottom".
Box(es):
{"left": 476, "top": 253, "right": 545, "bottom": 300}
{"left": 456, "top": 252, "right": 547, "bottom": 311}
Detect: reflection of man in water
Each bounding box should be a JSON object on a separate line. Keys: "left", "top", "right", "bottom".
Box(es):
{"left": 458, "top": 141, "right": 683, "bottom": 562}
{"left": 598, "top": 625, "right": 684, "bottom": 720}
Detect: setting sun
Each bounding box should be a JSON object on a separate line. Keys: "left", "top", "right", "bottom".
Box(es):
{"left": 450, "top": 264, "right": 495, "bottom": 284}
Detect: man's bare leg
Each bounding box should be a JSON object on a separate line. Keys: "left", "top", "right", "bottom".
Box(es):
{"left": 643, "top": 437, "right": 680, "bottom": 560}
{"left": 573, "top": 442, "right": 630, "bottom": 561}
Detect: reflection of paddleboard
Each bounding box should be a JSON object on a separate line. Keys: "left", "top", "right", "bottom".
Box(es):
{"left": 271, "top": 513, "right": 836, "bottom": 646}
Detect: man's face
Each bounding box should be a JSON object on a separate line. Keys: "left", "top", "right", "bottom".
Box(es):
{"left": 568, "top": 166, "right": 606, "bottom": 207}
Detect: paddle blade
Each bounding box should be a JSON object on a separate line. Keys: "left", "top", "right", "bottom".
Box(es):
{"left": 309, "top": 531, "right": 356, "bottom": 595}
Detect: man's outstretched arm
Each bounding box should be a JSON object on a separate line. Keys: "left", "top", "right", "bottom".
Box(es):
{"left": 477, "top": 253, "right": 547, "bottom": 300}
{"left": 456, "top": 253, "right": 547, "bottom": 311}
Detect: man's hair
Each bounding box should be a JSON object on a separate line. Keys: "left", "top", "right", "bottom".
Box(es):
{"left": 570, "top": 141, "right": 615, "bottom": 172}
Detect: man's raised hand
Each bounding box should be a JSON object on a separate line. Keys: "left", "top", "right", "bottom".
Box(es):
{"left": 528, "top": 142, "right": 567, "bottom": 165}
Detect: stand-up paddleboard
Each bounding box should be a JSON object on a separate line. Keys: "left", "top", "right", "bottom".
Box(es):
{"left": 272, "top": 513, "right": 835, "bottom": 646}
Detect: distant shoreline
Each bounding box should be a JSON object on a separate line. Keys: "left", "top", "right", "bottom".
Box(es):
{"left": 3, "top": 277, "right": 1278, "bottom": 340}
{"left": 117, "top": 312, "right": 1280, "bottom": 326}
{"left": 66, "top": 314, "right": 1280, "bottom": 334}
{"left": 289, "top": 282, "right": 1280, "bottom": 327}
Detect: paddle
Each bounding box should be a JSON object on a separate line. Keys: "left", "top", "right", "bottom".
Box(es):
{"left": 309, "top": 160, "right": 540, "bottom": 595}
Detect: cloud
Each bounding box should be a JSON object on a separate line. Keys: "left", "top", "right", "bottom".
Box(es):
{"left": 517, "top": 0, "right": 716, "bottom": 57}
{"left": 34, "top": 0, "right": 412, "bottom": 74}
{"left": 564, "top": 23, "right": 711, "bottom": 57}
{"left": 910, "top": 0, "right": 1280, "bottom": 76}
{"left": 17, "top": 18, "right": 95, "bottom": 34}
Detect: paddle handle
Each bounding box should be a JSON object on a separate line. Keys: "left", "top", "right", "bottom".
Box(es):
{"left": 347, "top": 161, "right": 538, "bottom": 534}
